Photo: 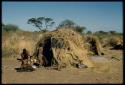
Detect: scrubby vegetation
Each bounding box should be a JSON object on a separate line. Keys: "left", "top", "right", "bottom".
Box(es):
{"left": 2, "top": 20, "right": 123, "bottom": 58}
{"left": 93, "top": 31, "right": 123, "bottom": 49}
{"left": 2, "top": 25, "right": 43, "bottom": 57}
{"left": 2, "top": 24, "right": 21, "bottom": 32}
{"left": 57, "top": 19, "right": 86, "bottom": 34}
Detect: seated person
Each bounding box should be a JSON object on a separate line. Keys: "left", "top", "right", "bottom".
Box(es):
{"left": 20, "top": 48, "right": 31, "bottom": 69}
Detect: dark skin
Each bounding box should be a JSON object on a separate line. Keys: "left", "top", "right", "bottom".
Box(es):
{"left": 21, "top": 49, "right": 30, "bottom": 59}
{"left": 20, "top": 48, "right": 31, "bottom": 68}
{"left": 37, "top": 47, "right": 48, "bottom": 67}
{"left": 37, "top": 47, "right": 44, "bottom": 66}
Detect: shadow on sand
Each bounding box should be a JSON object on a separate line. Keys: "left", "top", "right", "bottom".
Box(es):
{"left": 14, "top": 66, "right": 35, "bottom": 72}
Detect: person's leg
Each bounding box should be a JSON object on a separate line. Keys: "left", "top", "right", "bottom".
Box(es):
{"left": 43, "top": 56, "right": 48, "bottom": 66}
{"left": 38, "top": 55, "right": 43, "bottom": 67}
{"left": 21, "top": 60, "right": 27, "bottom": 69}
{"left": 21, "top": 61, "right": 24, "bottom": 68}
{"left": 57, "top": 64, "right": 61, "bottom": 71}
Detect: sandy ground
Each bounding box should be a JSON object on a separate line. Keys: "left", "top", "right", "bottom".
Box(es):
{"left": 2, "top": 49, "right": 123, "bottom": 84}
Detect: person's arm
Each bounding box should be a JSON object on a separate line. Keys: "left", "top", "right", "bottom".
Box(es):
{"left": 21, "top": 53, "right": 23, "bottom": 59}
{"left": 18, "top": 53, "right": 23, "bottom": 61}
{"left": 27, "top": 51, "right": 31, "bottom": 60}
{"left": 32, "top": 48, "right": 39, "bottom": 59}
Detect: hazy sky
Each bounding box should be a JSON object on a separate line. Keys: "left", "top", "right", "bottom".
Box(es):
{"left": 2, "top": 2, "right": 123, "bottom": 32}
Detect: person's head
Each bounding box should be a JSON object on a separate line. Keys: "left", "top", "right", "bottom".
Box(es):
{"left": 23, "top": 48, "right": 26, "bottom": 52}
{"left": 39, "top": 43, "right": 43, "bottom": 47}
{"left": 23, "top": 48, "right": 28, "bottom": 54}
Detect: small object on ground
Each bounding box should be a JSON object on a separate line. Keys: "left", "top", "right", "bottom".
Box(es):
{"left": 32, "top": 65, "right": 37, "bottom": 69}
{"left": 15, "top": 66, "right": 35, "bottom": 72}
{"left": 26, "top": 66, "right": 35, "bottom": 71}
{"left": 33, "top": 63, "right": 40, "bottom": 67}
{"left": 77, "top": 64, "right": 87, "bottom": 69}
{"left": 17, "top": 58, "right": 22, "bottom": 61}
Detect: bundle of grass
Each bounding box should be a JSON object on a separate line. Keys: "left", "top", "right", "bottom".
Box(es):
{"left": 85, "top": 35, "right": 104, "bottom": 56}
{"left": 110, "top": 36, "right": 123, "bottom": 50}
{"left": 102, "top": 36, "right": 123, "bottom": 50}
{"left": 33, "top": 28, "right": 95, "bottom": 69}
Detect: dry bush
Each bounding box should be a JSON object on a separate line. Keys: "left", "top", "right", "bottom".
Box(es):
{"left": 2, "top": 31, "right": 42, "bottom": 57}
{"left": 102, "top": 36, "right": 123, "bottom": 49}
{"left": 84, "top": 35, "right": 104, "bottom": 56}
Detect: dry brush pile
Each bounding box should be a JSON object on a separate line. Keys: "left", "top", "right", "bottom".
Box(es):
{"left": 84, "top": 35, "right": 104, "bottom": 56}
{"left": 34, "top": 28, "right": 95, "bottom": 68}
{"left": 101, "top": 36, "right": 123, "bottom": 49}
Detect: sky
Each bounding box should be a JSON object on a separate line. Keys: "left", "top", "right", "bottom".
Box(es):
{"left": 2, "top": 2, "right": 123, "bottom": 33}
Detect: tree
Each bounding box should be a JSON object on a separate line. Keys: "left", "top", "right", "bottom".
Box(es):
{"left": 2, "top": 24, "right": 20, "bottom": 32}
{"left": 58, "top": 19, "right": 76, "bottom": 28}
{"left": 28, "top": 18, "right": 43, "bottom": 31}
{"left": 57, "top": 19, "right": 87, "bottom": 34}
{"left": 109, "top": 30, "right": 116, "bottom": 34}
{"left": 28, "top": 17, "right": 55, "bottom": 31}
{"left": 74, "top": 25, "right": 86, "bottom": 33}
{"left": 95, "top": 31, "right": 107, "bottom": 34}
{"left": 87, "top": 31, "right": 92, "bottom": 34}
{"left": 44, "top": 18, "right": 55, "bottom": 29}
{"left": 50, "top": 21, "right": 55, "bottom": 28}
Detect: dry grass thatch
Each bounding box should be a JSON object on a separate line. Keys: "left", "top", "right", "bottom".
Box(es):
{"left": 102, "top": 36, "right": 123, "bottom": 50}
{"left": 84, "top": 35, "right": 104, "bottom": 56}
{"left": 34, "top": 28, "right": 95, "bottom": 68}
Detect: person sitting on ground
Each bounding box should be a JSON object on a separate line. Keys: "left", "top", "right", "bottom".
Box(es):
{"left": 37, "top": 43, "right": 47, "bottom": 67}
{"left": 20, "top": 48, "right": 31, "bottom": 69}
